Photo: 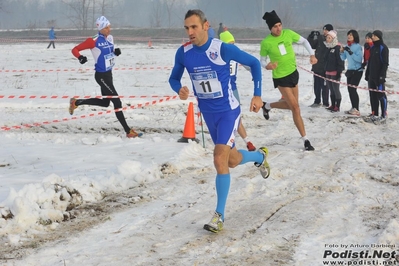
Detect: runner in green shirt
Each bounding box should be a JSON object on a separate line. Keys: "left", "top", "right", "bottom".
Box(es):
{"left": 260, "top": 10, "right": 317, "bottom": 151}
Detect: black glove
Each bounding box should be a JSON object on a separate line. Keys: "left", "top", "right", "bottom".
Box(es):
{"left": 309, "top": 31, "right": 315, "bottom": 38}
{"left": 344, "top": 46, "right": 353, "bottom": 55}
{"left": 114, "top": 48, "right": 121, "bottom": 56}
{"left": 78, "top": 55, "right": 87, "bottom": 64}
{"left": 361, "top": 62, "right": 367, "bottom": 69}
{"left": 364, "top": 43, "right": 370, "bottom": 50}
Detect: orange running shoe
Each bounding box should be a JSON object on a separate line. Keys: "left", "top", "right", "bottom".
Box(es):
{"left": 126, "top": 129, "right": 143, "bottom": 138}
{"left": 69, "top": 98, "right": 77, "bottom": 115}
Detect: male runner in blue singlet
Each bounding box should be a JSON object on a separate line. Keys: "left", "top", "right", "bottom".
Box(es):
{"left": 169, "top": 9, "right": 270, "bottom": 233}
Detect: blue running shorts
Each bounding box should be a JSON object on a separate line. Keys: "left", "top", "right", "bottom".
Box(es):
{"left": 202, "top": 107, "right": 241, "bottom": 147}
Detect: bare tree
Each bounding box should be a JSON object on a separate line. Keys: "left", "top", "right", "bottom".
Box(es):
{"left": 149, "top": 0, "right": 163, "bottom": 28}
{"left": 272, "top": 2, "right": 304, "bottom": 29}
{"left": 59, "top": 0, "right": 127, "bottom": 30}
{"left": 26, "top": 20, "right": 38, "bottom": 31}
{"left": 61, "top": 0, "right": 93, "bottom": 30}
{"left": 94, "top": 0, "right": 123, "bottom": 27}
{"left": 164, "top": 0, "right": 176, "bottom": 28}
{"left": 0, "top": 0, "right": 8, "bottom": 13}
{"left": 46, "top": 19, "right": 57, "bottom": 28}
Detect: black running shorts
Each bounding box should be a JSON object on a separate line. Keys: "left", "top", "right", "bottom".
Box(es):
{"left": 272, "top": 69, "right": 299, "bottom": 88}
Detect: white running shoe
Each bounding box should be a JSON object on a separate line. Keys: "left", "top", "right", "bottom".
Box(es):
{"left": 203, "top": 212, "right": 223, "bottom": 233}
{"left": 345, "top": 108, "right": 360, "bottom": 116}
{"left": 363, "top": 115, "right": 378, "bottom": 123}
{"left": 373, "top": 116, "right": 387, "bottom": 125}
{"left": 255, "top": 147, "right": 270, "bottom": 179}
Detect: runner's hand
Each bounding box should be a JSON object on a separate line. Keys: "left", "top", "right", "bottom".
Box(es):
{"left": 179, "top": 86, "right": 189, "bottom": 100}
{"left": 78, "top": 55, "right": 87, "bottom": 64}
{"left": 266, "top": 62, "right": 278, "bottom": 70}
{"left": 250, "top": 96, "right": 263, "bottom": 113}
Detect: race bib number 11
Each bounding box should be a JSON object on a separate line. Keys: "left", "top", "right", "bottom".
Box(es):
{"left": 190, "top": 71, "right": 223, "bottom": 99}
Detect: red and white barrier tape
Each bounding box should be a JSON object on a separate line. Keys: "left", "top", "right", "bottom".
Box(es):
{"left": 0, "top": 94, "right": 184, "bottom": 100}
{"left": 0, "top": 37, "right": 261, "bottom": 43}
{"left": 298, "top": 65, "right": 398, "bottom": 95}
{"left": 0, "top": 66, "right": 172, "bottom": 73}
{"left": 0, "top": 64, "right": 253, "bottom": 74}
{"left": 0, "top": 37, "right": 180, "bottom": 43}
{"left": 0, "top": 96, "right": 179, "bottom": 131}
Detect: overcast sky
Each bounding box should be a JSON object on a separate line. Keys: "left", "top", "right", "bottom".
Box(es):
{"left": 0, "top": 0, "right": 398, "bottom": 30}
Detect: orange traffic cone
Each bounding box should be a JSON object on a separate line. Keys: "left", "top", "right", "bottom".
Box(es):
{"left": 178, "top": 102, "right": 199, "bottom": 143}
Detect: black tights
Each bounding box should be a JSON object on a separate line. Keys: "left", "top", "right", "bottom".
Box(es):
{"left": 368, "top": 80, "right": 387, "bottom": 118}
{"left": 75, "top": 71, "right": 131, "bottom": 133}
{"left": 346, "top": 71, "right": 363, "bottom": 110}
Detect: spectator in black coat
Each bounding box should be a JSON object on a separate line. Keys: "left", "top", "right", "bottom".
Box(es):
{"left": 364, "top": 30, "right": 389, "bottom": 124}
{"left": 307, "top": 24, "right": 333, "bottom": 107}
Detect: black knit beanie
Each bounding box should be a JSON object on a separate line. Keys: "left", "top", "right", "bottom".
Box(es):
{"left": 372, "top": 30, "right": 383, "bottom": 41}
{"left": 323, "top": 24, "right": 333, "bottom": 31}
{"left": 262, "top": 10, "right": 281, "bottom": 30}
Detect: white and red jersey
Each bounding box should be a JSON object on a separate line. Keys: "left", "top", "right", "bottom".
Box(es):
{"left": 72, "top": 33, "right": 116, "bottom": 72}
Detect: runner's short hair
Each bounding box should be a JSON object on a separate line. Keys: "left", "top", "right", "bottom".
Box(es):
{"left": 185, "top": 9, "right": 207, "bottom": 24}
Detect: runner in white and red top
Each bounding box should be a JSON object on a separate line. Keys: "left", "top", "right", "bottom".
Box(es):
{"left": 70, "top": 16, "right": 141, "bottom": 138}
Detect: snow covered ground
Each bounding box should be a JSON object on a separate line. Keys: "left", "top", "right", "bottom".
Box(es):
{"left": 0, "top": 41, "right": 398, "bottom": 266}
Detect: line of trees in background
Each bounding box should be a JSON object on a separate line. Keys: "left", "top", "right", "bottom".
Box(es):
{"left": 0, "top": 0, "right": 398, "bottom": 31}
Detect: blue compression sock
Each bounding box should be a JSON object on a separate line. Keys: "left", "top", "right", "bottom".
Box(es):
{"left": 238, "top": 149, "right": 263, "bottom": 165}
{"left": 215, "top": 173, "right": 230, "bottom": 221}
